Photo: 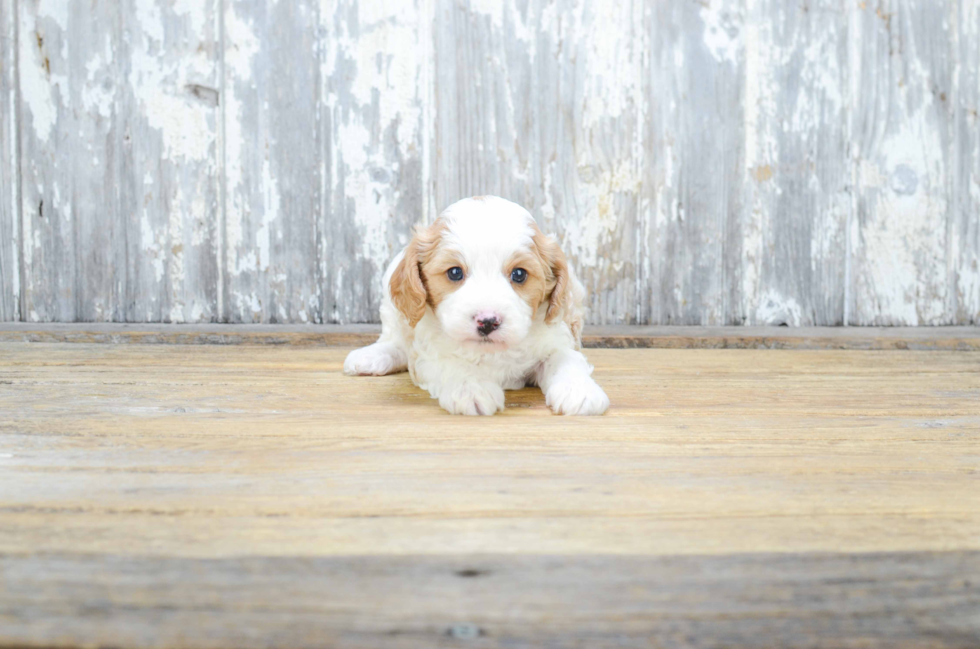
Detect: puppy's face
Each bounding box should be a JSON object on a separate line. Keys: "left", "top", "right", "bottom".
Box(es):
{"left": 390, "top": 197, "right": 569, "bottom": 352}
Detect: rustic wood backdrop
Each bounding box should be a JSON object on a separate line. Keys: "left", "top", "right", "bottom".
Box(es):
{"left": 0, "top": 0, "right": 977, "bottom": 326}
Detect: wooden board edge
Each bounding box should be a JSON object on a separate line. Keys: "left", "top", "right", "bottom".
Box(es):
{"left": 582, "top": 333, "right": 980, "bottom": 351}
{"left": 1, "top": 550, "right": 978, "bottom": 649}
{"left": 1, "top": 325, "right": 979, "bottom": 350}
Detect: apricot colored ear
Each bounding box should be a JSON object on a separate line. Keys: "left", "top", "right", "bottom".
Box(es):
{"left": 536, "top": 232, "right": 569, "bottom": 324}
{"left": 389, "top": 231, "right": 428, "bottom": 327}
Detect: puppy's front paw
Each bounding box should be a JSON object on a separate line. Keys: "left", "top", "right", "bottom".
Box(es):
{"left": 344, "top": 344, "right": 402, "bottom": 376}
{"left": 439, "top": 382, "right": 505, "bottom": 416}
{"left": 546, "top": 377, "right": 609, "bottom": 416}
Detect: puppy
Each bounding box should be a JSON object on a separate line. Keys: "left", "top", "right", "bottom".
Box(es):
{"left": 344, "top": 196, "right": 609, "bottom": 416}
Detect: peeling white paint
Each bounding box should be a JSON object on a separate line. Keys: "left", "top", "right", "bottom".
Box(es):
{"left": 579, "top": 1, "right": 637, "bottom": 129}
{"left": 234, "top": 291, "right": 262, "bottom": 318}
{"left": 323, "top": 1, "right": 423, "bottom": 271}
{"left": 189, "top": 301, "right": 207, "bottom": 322}
{"left": 2, "top": 0, "right": 18, "bottom": 317}
{"left": 740, "top": 206, "right": 764, "bottom": 318}
{"left": 167, "top": 185, "right": 186, "bottom": 323}
{"left": 224, "top": 5, "right": 260, "bottom": 78}
{"left": 794, "top": 36, "right": 844, "bottom": 129}
{"left": 172, "top": 0, "right": 208, "bottom": 36}
{"left": 133, "top": 0, "right": 164, "bottom": 44}
{"left": 700, "top": 2, "right": 741, "bottom": 65}
{"left": 223, "top": 3, "right": 261, "bottom": 275}
{"left": 538, "top": 158, "right": 557, "bottom": 224}
{"left": 741, "top": 9, "right": 766, "bottom": 311}
{"left": 335, "top": 121, "right": 393, "bottom": 266}
{"left": 82, "top": 52, "right": 114, "bottom": 120}
{"left": 6, "top": 0, "right": 977, "bottom": 326}
{"left": 255, "top": 158, "right": 281, "bottom": 271}
{"left": 565, "top": 160, "right": 640, "bottom": 269}
{"left": 36, "top": 0, "right": 69, "bottom": 30}
{"left": 19, "top": 10, "right": 66, "bottom": 144}
{"left": 335, "top": 2, "right": 421, "bottom": 162}
{"left": 755, "top": 290, "right": 803, "bottom": 326}
{"left": 140, "top": 210, "right": 165, "bottom": 283}
{"left": 855, "top": 50, "right": 949, "bottom": 325}
{"left": 743, "top": 15, "right": 775, "bottom": 173}
{"left": 189, "top": 190, "right": 209, "bottom": 247}
{"left": 130, "top": 51, "right": 213, "bottom": 160}
{"left": 465, "top": 0, "right": 504, "bottom": 29}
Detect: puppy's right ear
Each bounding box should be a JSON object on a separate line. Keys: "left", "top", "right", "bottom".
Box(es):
{"left": 389, "top": 227, "right": 431, "bottom": 327}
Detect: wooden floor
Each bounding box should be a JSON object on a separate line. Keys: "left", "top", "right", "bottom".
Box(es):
{"left": 1, "top": 341, "right": 979, "bottom": 648}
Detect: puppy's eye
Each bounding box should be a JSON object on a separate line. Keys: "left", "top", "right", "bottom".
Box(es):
{"left": 447, "top": 267, "right": 465, "bottom": 282}
{"left": 510, "top": 268, "right": 528, "bottom": 284}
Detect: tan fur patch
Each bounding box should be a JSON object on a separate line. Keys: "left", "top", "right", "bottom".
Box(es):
{"left": 504, "top": 250, "right": 551, "bottom": 313}
{"left": 420, "top": 244, "right": 467, "bottom": 311}
{"left": 529, "top": 225, "right": 582, "bottom": 345}
{"left": 530, "top": 227, "right": 570, "bottom": 324}
{"left": 389, "top": 220, "right": 446, "bottom": 326}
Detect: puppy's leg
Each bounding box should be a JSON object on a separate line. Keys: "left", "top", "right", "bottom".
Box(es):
{"left": 413, "top": 356, "right": 505, "bottom": 416}
{"left": 344, "top": 265, "right": 412, "bottom": 376}
{"left": 343, "top": 340, "right": 408, "bottom": 376}
{"left": 437, "top": 380, "right": 506, "bottom": 416}
{"left": 536, "top": 348, "right": 609, "bottom": 416}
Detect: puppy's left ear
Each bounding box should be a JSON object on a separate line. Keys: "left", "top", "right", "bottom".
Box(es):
{"left": 535, "top": 232, "right": 570, "bottom": 324}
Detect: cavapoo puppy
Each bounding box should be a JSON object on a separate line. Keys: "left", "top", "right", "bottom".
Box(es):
{"left": 344, "top": 196, "right": 609, "bottom": 416}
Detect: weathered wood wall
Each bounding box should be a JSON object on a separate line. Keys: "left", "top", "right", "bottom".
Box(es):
{"left": 1, "top": 0, "right": 977, "bottom": 325}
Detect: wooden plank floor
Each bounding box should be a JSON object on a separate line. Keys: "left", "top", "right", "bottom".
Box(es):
{"left": 1, "top": 342, "right": 978, "bottom": 648}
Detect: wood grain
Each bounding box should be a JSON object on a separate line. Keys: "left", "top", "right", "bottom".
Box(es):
{"left": 951, "top": 1, "right": 980, "bottom": 325}
{"left": 0, "top": 343, "right": 978, "bottom": 647}
{"left": 124, "top": 0, "right": 221, "bottom": 324}
{"left": 2, "top": 552, "right": 978, "bottom": 649}
{"left": 641, "top": 0, "right": 745, "bottom": 326}
{"left": 223, "top": 0, "right": 318, "bottom": 324}
{"left": 319, "top": 0, "right": 424, "bottom": 324}
{"left": 848, "top": 1, "right": 956, "bottom": 325}
{"left": 740, "top": 0, "right": 849, "bottom": 326}
{"left": 16, "top": 0, "right": 220, "bottom": 323}
{"left": 1, "top": 1, "right": 980, "bottom": 326}
{"left": 17, "top": 0, "right": 77, "bottom": 321}
{"left": 432, "top": 0, "right": 643, "bottom": 325}
{"left": 0, "top": 0, "right": 17, "bottom": 322}
{"left": 0, "top": 345, "right": 977, "bottom": 557}
{"left": 2, "top": 323, "right": 980, "bottom": 350}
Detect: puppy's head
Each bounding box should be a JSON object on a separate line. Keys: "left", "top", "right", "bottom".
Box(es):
{"left": 390, "top": 196, "right": 570, "bottom": 351}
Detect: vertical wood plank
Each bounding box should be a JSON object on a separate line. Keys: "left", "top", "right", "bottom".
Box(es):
{"left": 224, "top": 0, "right": 320, "bottom": 324}
{"left": 17, "top": 0, "right": 220, "bottom": 323}
{"left": 320, "top": 0, "right": 426, "bottom": 324}
{"left": 848, "top": 1, "right": 956, "bottom": 325}
{"left": 431, "top": 0, "right": 644, "bottom": 325}
{"left": 639, "top": 1, "right": 745, "bottom": 325}
{"left": 122, "top": 0, "right": 221, "bottom": 322}
{"left": 739, "top": 0, "right": 849, "bottom": 326}
{"left": 951, "top": 0, "right": 979, "bottom": 324}
{"left": 0, "top": 0, "right": 19, "bottom": 321}
{"left": 18, "top": 0, "right": 76, "bottom": 321}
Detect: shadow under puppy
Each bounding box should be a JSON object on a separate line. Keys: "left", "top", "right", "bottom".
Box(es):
{"left": 345, "top": 196, "right": 609, "bottom": 416}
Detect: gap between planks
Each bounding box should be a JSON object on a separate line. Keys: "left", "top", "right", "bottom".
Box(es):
{"left": 0, "top": 323, "right": 979, "bottom": 350}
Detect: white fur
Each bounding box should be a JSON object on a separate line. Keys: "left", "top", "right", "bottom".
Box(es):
{"left": 344, "top": 196, "right": 609, "bottom": 416}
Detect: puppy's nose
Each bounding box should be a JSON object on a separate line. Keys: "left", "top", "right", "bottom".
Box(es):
{"left": 475, "top": 313, "right": 501, "bottom": 337}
